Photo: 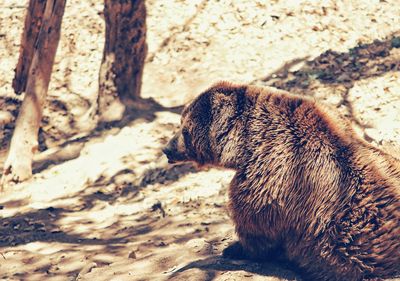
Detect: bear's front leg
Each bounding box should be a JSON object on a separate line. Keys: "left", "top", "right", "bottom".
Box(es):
{"left": 223, "top": 232, "right": 280, "bottom": 262}
{"left": 223, "top": 241, "right": 247, "bottom": 259}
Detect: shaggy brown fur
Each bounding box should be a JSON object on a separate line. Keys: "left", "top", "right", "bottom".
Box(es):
{"left": 163, "top": 82, "right": 400, "bottom": 281}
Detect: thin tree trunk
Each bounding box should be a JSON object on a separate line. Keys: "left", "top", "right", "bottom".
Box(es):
{"left": 12, "top": 0, "right": 47, "bottom": 95}
{"left": 1, "top": 0, "right": 66, "bottom": 189}
{"left": 98, "top": 0, "right": 147, "bottom": 122}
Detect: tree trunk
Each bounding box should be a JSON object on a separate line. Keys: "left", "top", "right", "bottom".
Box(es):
{"left": 12, "top": 0, "right": 47, "bottom": 95}
{"left": 98, "top": 0, "right": 147, "bottom": 122}
{"left": 1, "top": 0, "right": 66, "bottom": 189}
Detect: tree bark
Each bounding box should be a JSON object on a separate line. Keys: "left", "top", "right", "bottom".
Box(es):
{"left": 12, "top": 0, "right": 47, "bottom": 95}
{"left": 98, "top": 0, "right": 147, "bottom": 122}
{"left": 1, "top": 0, "right": 66, "bottom": 189}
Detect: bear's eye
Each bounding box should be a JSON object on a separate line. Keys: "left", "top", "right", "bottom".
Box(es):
{"left": 182, "top": 128, "right": 191, "bottom": 144}
{"left": 182, "top": 127, "right": 195, "bottom": 151}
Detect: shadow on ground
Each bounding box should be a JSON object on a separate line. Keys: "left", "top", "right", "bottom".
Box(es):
{"left": 73, "top": 162, "right": 198, "bottom": 209}
{"left": 0, "top": 207, "right": 126, "bottom": 247}
{"left": 255, "top": 33, "right": 400, "bottom": 128}
{"left": 171, "top": 256, "right": 301, "bottom": 281}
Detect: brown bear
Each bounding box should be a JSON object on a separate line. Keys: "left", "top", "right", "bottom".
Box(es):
{"left": 163, "top": 82, "right": 400, "bottom": 281}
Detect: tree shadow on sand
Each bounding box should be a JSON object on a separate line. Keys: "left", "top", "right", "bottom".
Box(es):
{"left": 72, "top": 162, "right": 198, "bottom": 209}
{"left": 254, "top": 33, "right": 400, "bottom": 129}
{"left": 0, "top": 207, "right": 127, "bottom": 247}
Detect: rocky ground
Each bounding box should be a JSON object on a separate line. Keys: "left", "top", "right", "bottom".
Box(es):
{"left": 0, "top": 0, "right": 400, "bottom": 280}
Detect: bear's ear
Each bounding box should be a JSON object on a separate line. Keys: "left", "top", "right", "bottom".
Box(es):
{"left": 212, "top": 86, "right": 247, "bottom": 117}
{"left": 211, "top": 92, "right": 237, "bottom": 120}
{"left": 213, "top": 90, "right": 236, "bottom": 109}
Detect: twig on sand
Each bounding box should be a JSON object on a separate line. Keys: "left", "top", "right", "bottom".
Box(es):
{"left": 75, "top": 262, "right": 97, "bottom": 280}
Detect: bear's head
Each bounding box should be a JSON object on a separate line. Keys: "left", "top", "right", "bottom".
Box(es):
{"left": 163, "top": 82, "right": 249, "bottom": 169}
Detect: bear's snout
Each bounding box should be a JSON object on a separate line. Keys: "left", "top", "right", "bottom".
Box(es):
{"left": 163, "top": 134, "right": 187, "bottom": 164}
{"left": 162, "top": 139, "right": 177, "bottom": 164}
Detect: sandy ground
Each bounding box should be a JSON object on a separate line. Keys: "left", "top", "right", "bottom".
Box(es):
{"left": 0, "top": 0, "right": 400, "bottom": 280}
